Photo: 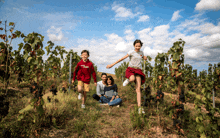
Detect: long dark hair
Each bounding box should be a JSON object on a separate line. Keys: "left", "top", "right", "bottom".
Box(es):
{"left": 105, "top": 76, "right": 114, "bottom": 86}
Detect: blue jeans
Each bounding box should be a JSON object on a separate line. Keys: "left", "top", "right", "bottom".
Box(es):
{"left": 99, "top": 96, "right": 122, "bottom": 106}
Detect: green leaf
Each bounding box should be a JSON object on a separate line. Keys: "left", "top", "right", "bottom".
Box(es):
{"left": 9, "top": 22, "right": 14, "bottom": 26}
{"left": 196, "top": 117, "right": 200, "bottom": 123}
{"left": 23, "top": 53, "right": 29, "bottom": 60}
{"left": 30, "top": 98, "right": 37, "bottom": 106}
{"left": 41, "top": 99, "right": 44, "bottom": 105}
{"left": 45, "top": 46, "right": 50, "bottom": 55}
{"left": 179, "top": 81, "right": 183, "bottom": 86}
{"left": 23, "top": 37, "right": 30, "bottom": 43}
{"left": 198, "top": 126, "right": 205, "bottom": 133}
{"left": 201, "top": 88, "right": 205, "bottom": 94}
{"left": 207, "top": 93, "right": 211, "bottom": 99}
{"left": 19, "top": 104, "right": 33, "bottom": 114}
{"left": 34, "top": 77, "right": 37, "bottom": 82}
{"left": 198, "top": 115, "right": 203, "bottom": 121}
{"left": 14, "top": 31, "right": 21, "bottom": 37}
{"left": 200, "top": 133, "right": 206, "bottom": 138}
{"left": 18, "top": 43, "right": 23, "bottom": 52}
{"left": 27, "top": 57, "right": 32, "bottom": 63}
{"left": 17, "top": 114, "right": 24, "bottom": 121}
{"left": 33, "top": 115, "right": 36, "bottom": 123}
{"left": 196, "top": 95, "right": 201, "bottom": 100}
{"left": 202, "top": 96, "right": 206, "bottom": 101}
{"left": 173, "top": 53, "right": 179, "bottom": 61}
{"left": 21, "top": 33, "right": 25, "bottom": 38}
{"left": 172, "top": 62, "right": 178, "bottom": 69}
{"left": 36, "top": 105, "right": 44, "bottom": 115}
{"left": 52, "top": 118, "right": 57, "bottom": 126}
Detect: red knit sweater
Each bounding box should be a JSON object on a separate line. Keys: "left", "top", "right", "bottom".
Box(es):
{"left": 73, "top": 59, "right": 97, "bottom": 84}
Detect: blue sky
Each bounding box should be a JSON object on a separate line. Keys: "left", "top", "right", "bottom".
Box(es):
{"left": 0, "top": 0, "right": 220, "bottom": 75}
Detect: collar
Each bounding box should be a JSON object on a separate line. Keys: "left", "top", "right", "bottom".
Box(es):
{"left": 81, "top": 59, "right": 90, "bottom": 63}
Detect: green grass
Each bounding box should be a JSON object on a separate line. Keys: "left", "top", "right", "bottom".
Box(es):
{"left": 0, "top": 74, "right": 219, "bottom": 137}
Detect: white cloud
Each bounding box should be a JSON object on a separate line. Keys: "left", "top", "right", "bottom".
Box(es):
{"left": 103, "top": 6, "right": 109, "bottom": 10}
{"left": 137, "top": 15, "right": 150, "bottom": 22}
{"left": 143, "top": 46, "right": 163, "bottom": 58}
{"left": 105, "top": 33, "right": 124, "bottom": 43}
{"left": 47, "top": 26, "right": 68, "bottom": 42}
{"left": 146, "top": 0, "right": 152, "bottom": 3}
{"left": 124, "top": 29, "right": 135, "bottom": 42}
{"left": 196, "top": 22, "right": 220, "bottom": 35}
{"left": 42, "top": 12, "right": 79, "bottom": 31}
{"left": 150, "top": 24, "right": 170, "bottom": 36}
{"left": 111, "top": 2, "right": 141, "bottom": 21}
{"left": 171, "top": 10, "right": 183, "bottom": 22}
{"left": 115, "top": 42, "right": 127, "bottom": 52}
{"left": 177, "top": 17, "right": 207, "bottom": 33}
{"left": 99, "top": 6, "right": 110, "bottom": 12}
{"left": 184, "top": 48, "right": 210, "bottom": 59}
{"left": 63, "top": 15, "right": 220, "bottom": 74}
{"left": 195, "top": 0, "right": 220, "bottom": 11}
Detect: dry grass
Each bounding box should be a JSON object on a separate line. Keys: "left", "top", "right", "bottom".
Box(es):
{"left": 1, "top": 74, "right": 220, "bottom": 138}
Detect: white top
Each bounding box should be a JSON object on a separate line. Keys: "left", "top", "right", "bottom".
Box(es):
{"left": 96, "top": 81, "right": 105, "bottom": 95}
{"left": 128, "top": 50, "right": 144, "bottom": 69}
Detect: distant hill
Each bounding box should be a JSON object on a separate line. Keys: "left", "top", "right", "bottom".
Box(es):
{"left": 97, "top": 72, "right": 117, "bottom": 80}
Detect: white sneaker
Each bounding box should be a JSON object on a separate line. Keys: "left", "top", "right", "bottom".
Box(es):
{"left": 78, "top": 93, "right": 82, "bottom": 100}
{"left": 116, "top": 105, "right": 120, "bottom": 108}
{"left": 81, "top": 104, "right": 85, "bottom": 108}
{"left": 123, "top": 79, "right": 129, "bottom": 86}
{"left": 138, "top": 107, "right": 145, "bottom": 114}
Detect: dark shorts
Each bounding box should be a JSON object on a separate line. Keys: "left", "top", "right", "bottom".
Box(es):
{"left": 125, "top": 67, "right": 145, "bottom": 85}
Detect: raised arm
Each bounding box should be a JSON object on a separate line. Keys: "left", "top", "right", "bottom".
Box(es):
{"left": 106, "top": 54, "right": 129, "bottom": 69}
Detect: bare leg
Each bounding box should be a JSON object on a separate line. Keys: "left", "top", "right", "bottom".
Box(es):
{"left": 135, "top": 75, "right": 142, "bottom": 107}
{"left": 129, "top": 75, "right": 135, "bottom": 82}
{"left": 78, "top": 85, "right": 83, "bottom": 93}
{"left": 82, "top": 91, "right": 87, "bottom": 105}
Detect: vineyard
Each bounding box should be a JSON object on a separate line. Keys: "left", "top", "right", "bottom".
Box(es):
{"left": 0, "top": 21, "right": 220, "bottom": 138}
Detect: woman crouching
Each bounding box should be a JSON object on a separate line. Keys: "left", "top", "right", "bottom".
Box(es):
{"left": 99, "top": 76, "right": 122, "bottom": 106}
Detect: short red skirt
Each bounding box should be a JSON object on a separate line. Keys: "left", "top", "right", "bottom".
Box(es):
{"left": 125, "top": 67, "right": 145, "bottom": 85}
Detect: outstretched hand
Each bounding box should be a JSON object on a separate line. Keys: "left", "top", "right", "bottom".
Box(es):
{"left": 106, "top": 64, "right": 113, "bottom": 69}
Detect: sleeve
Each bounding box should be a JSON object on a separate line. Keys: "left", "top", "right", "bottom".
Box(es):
{"left": 115, "top": 84, "right": 118, "bottom": 92}
{"left": 96, "top": 82, "right": 101, "bottom": 95}
{"left": 142, "top": 51, "right": 144, "bottom": 57}
{"left": 127, "top": 50, "right": 133, "bottom": 56}
{"left": 73, "top": 63, "right": 79, "bottom": 81}
{"left": 91, "top": 64, "right": 97, "bottom": 83}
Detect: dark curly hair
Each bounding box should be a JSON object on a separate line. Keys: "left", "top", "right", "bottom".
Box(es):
{"left": 133, "top": 39, "right": 143, "bottom": 47}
